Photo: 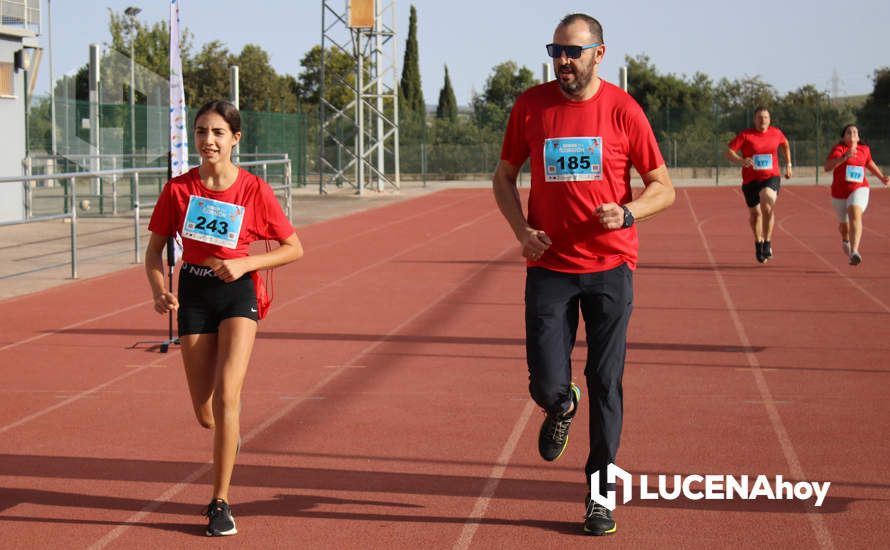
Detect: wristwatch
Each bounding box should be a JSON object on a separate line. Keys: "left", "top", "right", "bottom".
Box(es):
{"left": 621, "top": 205, "right": 635, "bottom": 228}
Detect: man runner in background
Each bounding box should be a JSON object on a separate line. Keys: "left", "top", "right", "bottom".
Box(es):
{"left": 726, "top": 107, "right": 793, "bottom": 263}
{"left": 492, "top": 13, "right": 674, "bottom": 536}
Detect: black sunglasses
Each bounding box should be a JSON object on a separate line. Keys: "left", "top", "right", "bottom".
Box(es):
{"left": 546, "top": 42, "right": 602, "bottom": 59}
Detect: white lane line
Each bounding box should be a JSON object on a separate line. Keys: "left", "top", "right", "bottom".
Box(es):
{"left": 3, "top": 193, "right": 478, "bottom": 352}
{"left": 0, "top": 351, "right": 175, "bottom": 434}
{"left": 453, "top": 399, "right": 535, "bottom": 550}
{"left": 300, "top": 191, "right": 481, "bottom": 255}
{"left": 774, "top": 223, "right": 890, "bottom": 314}
{"left": 783, "top": 187, "right": 889, "bottom": 241}
{"left": 1, "top": 195, "right": 498, "bottom": 435}
{"left": 88, "top": 214, "right": 515, "bottom": 549}
{"left": 0, "top": 300, "right": 149, "bottom": 353}
{"left": 271, "top": 203, "right": 501, "bottom": 314}
{"left": 684, "top": 189, "right": 835, "bottom": 550}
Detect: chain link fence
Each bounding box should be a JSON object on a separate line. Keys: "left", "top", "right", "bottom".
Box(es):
{"left": 27, "top": 95, "right": 888, "bottom": 186}
{"left": 644, "top": 103, "right": 890, "bottom": 180}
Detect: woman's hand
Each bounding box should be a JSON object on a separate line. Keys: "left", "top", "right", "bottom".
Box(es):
{"left": 153, "top": 290, "right": 179, "bottom": 314}
{"left": 204, "top": 257, "right": 249, "bottom": 282}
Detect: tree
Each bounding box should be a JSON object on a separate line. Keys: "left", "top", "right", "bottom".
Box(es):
{"left": 107, "top": 9, "right": 299, "bottom": 112}
{"left": 857, "top": 67, "right": 890, "bottom": 141}
{"left": 295, "top": 45, "right": 358, "bottom": 111}
{"left": 774, "top": 85, "right": 847, "bottom": 138}
{"left": 624, "top": 55, "right": 715, "bottom": 138}
{"left": 234, "top": 44, "right": 296, "bottom": 112}
{"left": 188, "top": 40, "right": 233, "bottom": 108}
{"left": 472, "top": 61, "right": 537, "bottom": 132}
{"left": 436, "top": 65, "right": 458, "bottom": 121}
{"left": 399, "top": 5, "right": 425, "bottom": 122}
{"left": 27, "top": 94, "right": 52, "bottom": 153}
{"left": 714, "top": 76, "right": 778, "bottom": 119}
{"left": 107, "top": 9, "right": 193, "bottom": 83}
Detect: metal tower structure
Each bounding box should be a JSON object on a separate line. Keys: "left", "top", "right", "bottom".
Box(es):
{"left": 319, "top": 0, "right": 400, "bottom": 195}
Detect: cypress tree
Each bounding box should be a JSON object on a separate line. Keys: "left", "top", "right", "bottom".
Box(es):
{"left": 436, "top": 65, "right": 458, "bottom": 121}
{"left": 399, "top": 5, "right": 425, "bottom": 121}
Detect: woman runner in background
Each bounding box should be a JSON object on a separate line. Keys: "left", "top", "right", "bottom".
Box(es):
{"left": 145, "top": 100, "right": 303, "bottom": 536}
{"left": 823, "top": 124, "right": 889, "bottom": 265}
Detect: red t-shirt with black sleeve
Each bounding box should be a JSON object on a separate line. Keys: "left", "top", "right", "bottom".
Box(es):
{"left": 727, "top": 126, "right": 787, "bottom": 184}
{"left": 148, "top": 166, "right": 295, "bottom": 264}
{"left": 500, "top": 79, "right": 665, "bottom": 273}
{"left": 827, "top": 143, "right": 871, "bottom": 199}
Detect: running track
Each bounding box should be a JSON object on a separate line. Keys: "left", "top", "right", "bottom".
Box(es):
{"left": 0, "top": 186, "right": 888, "bottom": 549}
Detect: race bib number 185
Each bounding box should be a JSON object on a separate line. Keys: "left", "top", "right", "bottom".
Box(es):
{"left": 182, "top": 195, "right": 245, "bottom": 249}
{"left": 544, "top": 137, "right": 603, "bottom": 182}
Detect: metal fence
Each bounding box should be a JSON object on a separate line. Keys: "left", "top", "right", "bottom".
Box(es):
{"left": 644, "top": 102, "right": 890, "bottom": 171}
{"left": 27, "top": 94, "right": 887, "bottom": 183}
{"left": 27, "top": 96, "right": 310, "bottom": 186}
{"left": 658, "top": 137, "right": 890, "bottom": 184}
{"left": 0, "top": 159, "right": 293, "bottom": 279}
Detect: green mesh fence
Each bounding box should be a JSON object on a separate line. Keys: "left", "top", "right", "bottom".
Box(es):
{"left": 28, "top": 95, "right": 888, "bottom": 183}
{"left": 27, "top": 95, "right": 310, "bottom": 184}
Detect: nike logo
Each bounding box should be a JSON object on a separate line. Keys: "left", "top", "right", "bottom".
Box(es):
{"left": 250, "top": 308, "right": 258, "bottom": 312}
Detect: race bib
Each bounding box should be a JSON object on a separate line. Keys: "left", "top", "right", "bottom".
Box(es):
{"left": 845, "top": 165, "right": 865, "bottom": 183}
{"left": 544, "top": 137, "right": 603, "bottom": 182}
{"left": 753, "top": 154, "right": 773, "bottom": 170}
{"left": 182, "top": 195, "right": 245, "bottom": 249}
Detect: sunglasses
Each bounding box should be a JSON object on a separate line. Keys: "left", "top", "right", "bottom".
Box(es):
{"left": 545, "top": 43, "right": 602, "bottom": 59}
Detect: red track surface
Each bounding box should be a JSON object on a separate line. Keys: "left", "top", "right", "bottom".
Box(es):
{"left": 1, "top": 187, "right": 888, "bottom": 549}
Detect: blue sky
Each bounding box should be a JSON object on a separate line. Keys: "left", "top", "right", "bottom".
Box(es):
{"left": 35, "top": 0, "right": 889, "bottom": 105}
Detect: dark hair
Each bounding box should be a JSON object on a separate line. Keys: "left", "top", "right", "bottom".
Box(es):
{"left": 838, "top": 124, "right": 865, "bottom": 145}
{"left": 558, "top": 13, "right": 604, "bottom": 44}
{"left": 194, "top": 100, "right": 241, "bottom": 134}
{"left": 753, "top": 106, "right": 770, "bottom": 116}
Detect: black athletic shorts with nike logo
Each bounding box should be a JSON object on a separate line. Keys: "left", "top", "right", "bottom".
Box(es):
{"left": 177, "top": 262, "right": 259, "bottom": 335}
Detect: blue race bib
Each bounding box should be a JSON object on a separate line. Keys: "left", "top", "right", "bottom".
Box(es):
{"left": 182, "top": 195, "right": 245, "bottom": 249}
{"left": 544, "top": 137, "right": 603, "bottom": 182}
{"left": 845, "top": 165, "right": 864, "bottom": 183}
{"left": 753, "top": 154, "right": 773, "bottom": 170}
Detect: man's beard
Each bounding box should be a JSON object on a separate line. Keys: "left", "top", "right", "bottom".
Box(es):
{"left": 557, "top": 60, "right": 593, "bottom": 96}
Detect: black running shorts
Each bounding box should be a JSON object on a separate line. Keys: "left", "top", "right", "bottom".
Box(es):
{"left": 177, "top": 263, "right": 258, "bottom": 335}
{"left": 742, "top": 176, "right": 781, "bottom": 208}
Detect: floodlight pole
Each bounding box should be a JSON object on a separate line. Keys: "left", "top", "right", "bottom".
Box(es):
{"left": 125, "top": 7, "right": 142, "bottom": 168}
{"left": 319, "top": 0, "right": 400, "bottom": 194}
{"left": 230, "top": 65, "right": 240, "bottom": 161}
{"left": 48, "top": 0, "right": 56, "bottom": 158}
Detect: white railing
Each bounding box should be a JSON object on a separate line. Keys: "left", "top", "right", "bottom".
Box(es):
{"left": 0, "top": 159, "right": 292, "bottom": 280}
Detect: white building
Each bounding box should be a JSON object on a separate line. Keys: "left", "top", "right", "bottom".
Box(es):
{"left": 0, "top": 0, "right": 40, "bottom": 221}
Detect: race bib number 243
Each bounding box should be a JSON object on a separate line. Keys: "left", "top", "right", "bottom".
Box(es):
{"left": 544, "top": 137, "right": 603, "bottom": 182}
{"left": 182, "top": 195, "right": 245, "bottom": 249}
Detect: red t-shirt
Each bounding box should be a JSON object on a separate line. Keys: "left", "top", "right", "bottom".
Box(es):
{"left": 727, "top": 126, "right": 787, "bottom": 184}
{"left": 827, "top": 143, "right": 871, "bottom": 199}
{"left": 148, "top": 167, "right": 295, "bottom": 264}
{"left": 500, "top": 79, "right": 664, "bottom": 273}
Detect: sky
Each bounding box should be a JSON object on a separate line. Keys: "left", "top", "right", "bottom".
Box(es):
{"left": 33, "top": 0, "right": 889, "bottom": 106}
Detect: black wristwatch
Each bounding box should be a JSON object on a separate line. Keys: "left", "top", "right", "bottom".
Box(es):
{"left": 621, "top": 205, "right": 635, "bottom": 228}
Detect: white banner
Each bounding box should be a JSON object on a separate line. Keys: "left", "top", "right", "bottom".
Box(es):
{"left": 169, "top": 0, "right": 188, "bottom": 177}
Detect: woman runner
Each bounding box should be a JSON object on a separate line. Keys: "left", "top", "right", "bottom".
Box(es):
{"left": 145, "top": 100, "right": 303, "bottom": 536}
